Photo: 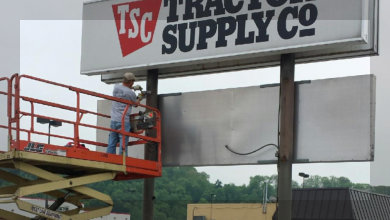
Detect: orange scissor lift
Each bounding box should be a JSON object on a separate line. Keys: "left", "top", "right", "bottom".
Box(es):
{"left": 0, "top": 74, "right": 161, "bottom": 219}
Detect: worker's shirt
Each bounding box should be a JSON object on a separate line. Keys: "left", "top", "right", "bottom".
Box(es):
{"left": 111, "top": 84, "right": 137, "bottom": 123}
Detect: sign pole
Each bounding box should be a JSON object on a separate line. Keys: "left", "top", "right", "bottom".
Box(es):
{"left": 143, "top": 69, "right": 159, "bottom": 220}
{"left": 277, "top": 54, "right": 295, "bottom": 220}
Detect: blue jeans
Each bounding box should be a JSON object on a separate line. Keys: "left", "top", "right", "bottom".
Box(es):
{"left": 107, "top": 121, "right": 131, "bottom": 155}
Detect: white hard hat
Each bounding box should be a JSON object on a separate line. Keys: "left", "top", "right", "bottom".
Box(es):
{"left": 124, "top": 72, "right": 136, "bottom": 81}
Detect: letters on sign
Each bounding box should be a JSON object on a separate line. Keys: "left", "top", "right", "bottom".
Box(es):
{"left": 24, "top": 142, "right": 45, "bottom": 153}
{"left": 31, "top": 205, "right": 62, "bottom": 220}
{"left": 112, "top": 0, "right": 162, "bottom": 56}
{"left": 113, "top": 0, "right": 318, "bottom": 57}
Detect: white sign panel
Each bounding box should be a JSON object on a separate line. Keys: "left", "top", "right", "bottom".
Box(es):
{"left": 82, "top": 0, "right": 378, "bottom": 80}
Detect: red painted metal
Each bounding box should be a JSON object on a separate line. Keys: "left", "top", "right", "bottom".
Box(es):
{"left": 28, "top": 101, "right": 33, "bottom": 141}
{"left": 0, "top": 77, "right": 10, "bottom": 150}
{"left": 0, "top": 74, "right": 162, "bottom": 180}
{"left": 15, "top": 75, "right": 21, "bottom": 149}
{"left": 21, "top": 96, "right": 109, "bottom": 118}
{"left": 75, "top": 91, "right": 81, "bottom": 147}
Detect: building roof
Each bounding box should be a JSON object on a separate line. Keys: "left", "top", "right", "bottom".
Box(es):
{"left": 273, "top": 188, "right": 390, "bottom": 220}
{"left": 349, "top": 188, "right": 390, "bottom": 220}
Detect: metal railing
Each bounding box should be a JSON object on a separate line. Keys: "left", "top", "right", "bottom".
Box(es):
{"left": 0, "top": 76, "right": 11, "bottom": 151}
{"left": 1, "top": 74, "right": 161, "bottom": 170}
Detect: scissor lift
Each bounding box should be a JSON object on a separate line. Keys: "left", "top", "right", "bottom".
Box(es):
{"left": 0, "top": 74, "right": 162, "bottom": 219}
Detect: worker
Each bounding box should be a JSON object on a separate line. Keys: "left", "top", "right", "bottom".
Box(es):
{"left": 107, "top": 72, "right": 142, "bottom": 155}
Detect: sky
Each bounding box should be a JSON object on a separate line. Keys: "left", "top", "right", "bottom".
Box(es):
{"left": 18, "top": 20, "right": 373, "bottom": 187}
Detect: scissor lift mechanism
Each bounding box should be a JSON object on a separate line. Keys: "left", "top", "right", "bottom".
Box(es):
{"left": 0, "top": 74, "right": 162, "bottom": 219}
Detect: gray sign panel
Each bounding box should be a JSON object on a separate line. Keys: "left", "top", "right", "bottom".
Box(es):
{"left": 97, "top": 75, "right": 375, "bottom": 166}
{"left": 294, "top": 75, "right": 375, "bottom": 163}
{"left": 160, "top": 75, "right": 375, "bottom": 166}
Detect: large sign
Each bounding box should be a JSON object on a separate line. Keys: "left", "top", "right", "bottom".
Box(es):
{"left": 82, "top": 0, "right": 378, "bottom": 81}
{"left": 96, "top": 75, "right": 375, "bottom": 166}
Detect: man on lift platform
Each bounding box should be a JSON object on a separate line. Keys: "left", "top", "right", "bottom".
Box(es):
{"left": 106, "top": 72, "right": 143, "bottom": 155}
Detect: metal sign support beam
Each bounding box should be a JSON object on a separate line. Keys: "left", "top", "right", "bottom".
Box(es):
{"left": 143, "top": 69, "right": 159, "bottom": 220}
{"left": 277, "top": 54, "right": 295, "bottom": 220}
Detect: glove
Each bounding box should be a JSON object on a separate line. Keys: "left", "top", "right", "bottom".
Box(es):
{"left": 137, "top": 93, "right": 144, "bottom": 100}
{"left": 133, "top": 85, "right": 143, "bottom": 91}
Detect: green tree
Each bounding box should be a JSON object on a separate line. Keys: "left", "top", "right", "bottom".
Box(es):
{"left": 3, "top": 166, "right": 390, "bottom": 219}
{"left": 304, "top": 175, "right": 324, "bottom": 188}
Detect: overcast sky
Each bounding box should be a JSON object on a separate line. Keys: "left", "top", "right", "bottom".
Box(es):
{"left": 18, "top": 20, "right": 374, "bottom": 186}
{"left": 0, "top": 0, "right": 386, "bottom": 187}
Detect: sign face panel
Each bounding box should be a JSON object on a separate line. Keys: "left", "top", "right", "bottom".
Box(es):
{"left": 96, "top": 75, "right": 375, "bottom": 166}
{"left": 82, "top": 0, "right": 378, "bottom": 80}
{"left": 158, "top": 75, "right": 375, "bottom": 166}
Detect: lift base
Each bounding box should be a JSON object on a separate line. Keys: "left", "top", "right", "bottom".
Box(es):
{"left": 0, "top": 150, "right": 130, "bottom": 220}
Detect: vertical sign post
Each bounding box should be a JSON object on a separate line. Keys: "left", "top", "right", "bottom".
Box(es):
{"left": 277, "top": 54, "right": 295, "bottom": 220}
{"left": 143, "top": 69, "right": 159, "bottom": 220}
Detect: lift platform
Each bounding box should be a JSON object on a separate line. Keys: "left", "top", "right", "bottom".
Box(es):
{"left": 0, "top": 74, "right": 162, "bottom": 219}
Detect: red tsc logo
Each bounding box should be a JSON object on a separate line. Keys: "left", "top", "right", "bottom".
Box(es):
{"left": 112, "top": 0, "right": 162, "bottom": 57}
